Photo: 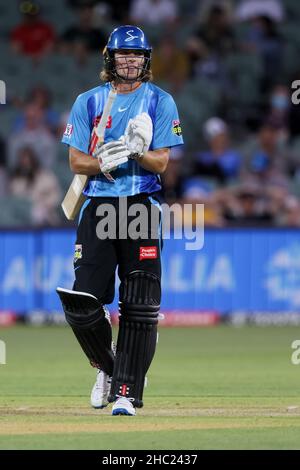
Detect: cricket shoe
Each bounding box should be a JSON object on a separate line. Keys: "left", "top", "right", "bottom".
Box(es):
{"left": 91, "top": 369, "right": 112, "bottom": 409}
{"left": 91, "top": 307, "right": 115, "bottom": 409}
{"left": 112, "top": 397, "right": 136, "bottom": 416}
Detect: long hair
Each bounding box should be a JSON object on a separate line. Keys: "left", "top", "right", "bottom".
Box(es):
{"left": 99, "top": 68, "right": 153, "bottom": 83}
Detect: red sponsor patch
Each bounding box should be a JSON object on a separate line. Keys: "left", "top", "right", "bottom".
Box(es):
{"left": 89, "top": 129, "right": 99, "bottom": 155}
{"left": 89, "top": 115, "right": 113, "bottom": 155}
{"left": 139, "top": 246, "right": 158, "bottom": 261}
{"left": 93, "top": 114, "right": 112, "bottom": 129}
{"left": 121, "top": 384, "right": 127, "bottom": 396}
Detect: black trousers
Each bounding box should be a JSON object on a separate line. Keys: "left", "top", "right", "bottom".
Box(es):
{"left": 73, "top": 193, "right": 162, "bottom": 304}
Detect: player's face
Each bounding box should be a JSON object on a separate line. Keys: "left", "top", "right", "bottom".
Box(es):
{"left": 114, "top": 50, "right": 145, "bottom": 81}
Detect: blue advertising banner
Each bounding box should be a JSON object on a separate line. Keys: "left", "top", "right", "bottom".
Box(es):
{"left": 0, "top": 228, "right": 300, "bottom": 314}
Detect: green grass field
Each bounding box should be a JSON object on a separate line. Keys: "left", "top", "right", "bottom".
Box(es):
{"left": 1, "top": 325, "right": 300, "bottom": 449}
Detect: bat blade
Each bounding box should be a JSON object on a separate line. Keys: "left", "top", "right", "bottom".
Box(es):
{"left": 61, "top": 88, "right": 117, "bottom": 220}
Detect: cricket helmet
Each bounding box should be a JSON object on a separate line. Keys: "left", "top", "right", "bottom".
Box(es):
{"left": 103, "top": 25, "right": 152, "bottom": 82}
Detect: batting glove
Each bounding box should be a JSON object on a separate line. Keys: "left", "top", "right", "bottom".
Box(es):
{"left": 94, "top": 140, "right": 130, "bottom": 174}
{"left": 124, "top": 112, "right": 153, "bottom": 158}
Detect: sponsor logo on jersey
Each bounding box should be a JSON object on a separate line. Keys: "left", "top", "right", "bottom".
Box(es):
{"left": 64, "top": 123, "right": 73, "bottom": 137}
{"left": 139, "top": 246, "right": 158, "bottom": 260}
{"left": 93, "top": 115, "right": 112, "bottom": 129}
{"left": 89, "top": 115, "right": 113, "bottom": 154}
{"left": 172, "top": 119, "right": 182, "bottom": 137}
{"left": 74, "top": 244, "right": 82, "bottom": 263}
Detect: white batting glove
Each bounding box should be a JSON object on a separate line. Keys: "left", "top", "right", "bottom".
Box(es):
{"left": 94, "top": 140, "right": 130, "bottom": 174}
{"left": 124, "top": 112, "right": 153, "bottom": 158}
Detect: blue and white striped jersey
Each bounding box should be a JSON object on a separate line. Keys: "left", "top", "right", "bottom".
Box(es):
{"left": 62, "top": 82, "right": 183, "bottom": 197}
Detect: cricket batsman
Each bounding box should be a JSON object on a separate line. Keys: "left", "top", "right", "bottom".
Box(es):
{"left": 57, "top": 25, "right": 184, "bottom": 416}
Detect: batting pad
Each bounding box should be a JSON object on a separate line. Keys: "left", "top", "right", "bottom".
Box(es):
{"left": 56, "top": 287, "right": 114, "bottom": 375}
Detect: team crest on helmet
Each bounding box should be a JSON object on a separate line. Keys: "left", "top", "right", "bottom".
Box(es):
{"left": 125, "top": 30, "right": 139, "bottom": 42}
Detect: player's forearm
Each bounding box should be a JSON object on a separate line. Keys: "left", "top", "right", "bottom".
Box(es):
{"left": 69, "top": 147, "right": 100, "bottom": 176}
{"left": 136, "top": 148, "right": 169, "bottom": 174}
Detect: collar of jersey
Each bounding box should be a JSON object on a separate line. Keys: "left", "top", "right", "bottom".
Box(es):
{"left": 109, "top": 82, "right": 145, "bottom": 96}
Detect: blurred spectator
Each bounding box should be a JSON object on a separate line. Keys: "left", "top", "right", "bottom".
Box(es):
{"left": 236, "top": 0, "right": 284, "bottom": 23}
{"left": 186, "top": 3, "right": 235, "bottom": 87}
{"left": 238, "top": 14, "right": 284, "bottom": 91}
{"left": 10, "top": 1, "right": 56, "bottom": 58}
{"left": 216, "top": 183, "right": 277, "bottom": 226}
{"left": 0, "top": 166, "right": 8, "bottom": 198}
{"left": 276, "top": 195, "right": 300, "bottom": 227}
{"left": 193, "top": 3, "right": 236, "bottom": 57}
{"left": 186, "top": 49, "right": 231, "bottom": 99}
{"left": 129, "top": 0, "right": 178, "bottom": 25}
{"left": 60, "top": 4, "right": 106, "bottom": 54}
{"left": 0, "top": 135, "right": 8, "bottom": 197}
{"left": 10, "top": 147, "right": 61, "bottom": 226}
{"left": 12, "top": 86, "right": 60, "bottom": 134}
{"left": 151, "top": 36, "right": 189, "bottom": 92}
{"left": 92, "top": 2, "right": 113, "bottom": 25}
{"left": 266, "top": 84, "right": 290, "bottom": 133}
{"left": 103, "top": 0, "right": 131, "bottom": 22}
{"left": 242, "top": 117, "right": 297, "bottom": 188}
{"left": 8, "top": 104, "right": 57, "bottom": 170}
{"left": 185, "top": 37, "right": 231, "bottom": 88}
{"left": 193, "top": 117, "right": 241, "bottom": 184}
{"left": 181, "top": 177, "right": 225, "bottom": 226}
{"left": 161, "top": 147, "right": 184, "bottom": 204}
{"left": 67, "top": 0, "right": 114, "bottom": 23}
{"left": 68, "top": 0, "right": 97, "bottom": 7}
{"left": 0, "top": 134, "right": 6, "bottom": 167}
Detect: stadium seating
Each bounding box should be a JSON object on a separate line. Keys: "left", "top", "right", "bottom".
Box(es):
{"left": 0, "top": 196, "right": 32, "bottom": 227}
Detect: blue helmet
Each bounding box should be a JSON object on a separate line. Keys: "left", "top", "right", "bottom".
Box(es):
{"left": 106, "top": 25, "right": 152, "bottom": 52}
{"left": 103, "top": 25, "right": 152, "bottom": 83}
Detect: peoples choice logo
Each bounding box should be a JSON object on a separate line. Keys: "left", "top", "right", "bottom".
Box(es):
{"left": 139, "top": 246, "right": 158, "bottom": 261}
{"left": 265, "top": 244, "right": 300, "bottom": 307}
{"left": 124, "top": 30, "right": 139, "bottom": 42}
{"left": 0, "top": 80, "right": 6, "bottom": 104}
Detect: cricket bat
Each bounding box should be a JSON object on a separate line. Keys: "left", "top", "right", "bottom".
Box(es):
{"left": 61, "top": 89, "right": 117, "bottom": 220}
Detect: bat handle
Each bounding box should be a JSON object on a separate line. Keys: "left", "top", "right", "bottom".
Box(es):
{"left": 103, "top": 172, "right": 115, "bottom": 182}
{"left": 93, "top": 144, "right": 115, "bottom": 183}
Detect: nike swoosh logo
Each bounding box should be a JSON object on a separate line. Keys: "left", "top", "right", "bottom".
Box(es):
{"left": 118, "top": 107, "right": 128, "bottom": 112}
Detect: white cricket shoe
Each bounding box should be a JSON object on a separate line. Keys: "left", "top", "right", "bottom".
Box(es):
{"left": 90, "top": 369, "right": 111, "bottom": 409}
{"left": 112, "top": 397, "right": 136, "bottom": 416}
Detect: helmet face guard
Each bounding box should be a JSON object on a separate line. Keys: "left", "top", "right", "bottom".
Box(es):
{"left": 104, "top": 48, "right": 151, "bottom": 83}
{"left": 103, "top": 26, "right": 152, "bottom": 83}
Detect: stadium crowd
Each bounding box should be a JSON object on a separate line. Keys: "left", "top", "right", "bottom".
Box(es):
{"left": 1, "top": 0, "right": 300, "bottom": 227}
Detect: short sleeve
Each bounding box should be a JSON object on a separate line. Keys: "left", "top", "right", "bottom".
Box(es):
{"left": 61, "top": 94, "right": 91, "bottom": 154}
{"left": 151, "top": 94, "right": 184, "bottom": 150}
